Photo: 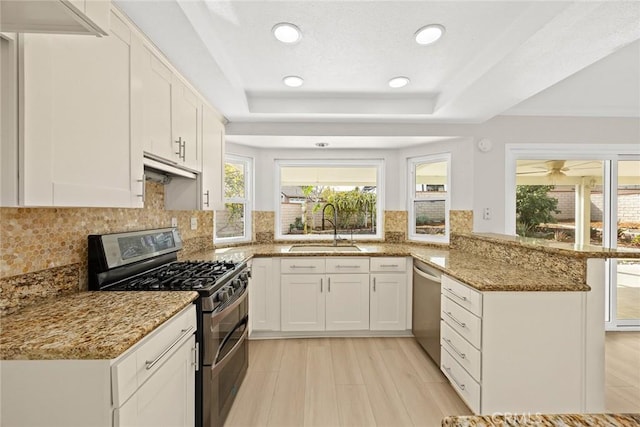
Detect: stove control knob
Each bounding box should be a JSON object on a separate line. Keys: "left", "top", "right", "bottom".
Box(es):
{"left": 232, "top": 278, "right": 242, "bottom": 290}
{"left": 240, "top": 272, "right": 249, "bottom": 282}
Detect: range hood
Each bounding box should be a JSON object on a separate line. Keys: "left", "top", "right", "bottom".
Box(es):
{"left": 143, "top": 155, "right": 197, "bottom": 183}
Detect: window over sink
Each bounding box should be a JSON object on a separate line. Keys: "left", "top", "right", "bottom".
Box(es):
{"left": 275, "top": 159, "right": 383, "bottom": 240}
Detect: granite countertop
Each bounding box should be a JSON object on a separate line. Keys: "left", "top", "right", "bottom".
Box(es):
{"left": 470, "top": 232, "right": 640, "bottom": 259}
{"left": 0, "top": 291, "right": 198, "bottom": 360}
{"left": 442, "top": 413, "right": 640, "bottom": 426}
{"left": 189, "top": 243, "right": 590, "bottom": 292}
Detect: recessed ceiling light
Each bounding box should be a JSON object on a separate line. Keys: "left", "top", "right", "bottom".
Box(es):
{"left": 315, "top": 142, "right": 329, "bottom": 148}
{"left": 272, "top": 23, "right": 301, "bottom": 44}
{"left": 415, "top": 24, "right": 445, "bottom": 45}
{"left": 388, "top": 76, "right": 410, "bottom": 88}
{"left": 283, "top": 75, "right": 304, "bottom": 87}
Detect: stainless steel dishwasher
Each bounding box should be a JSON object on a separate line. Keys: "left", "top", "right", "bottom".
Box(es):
{"left": 412, "top": 259, "right": 442, "bottom": 365}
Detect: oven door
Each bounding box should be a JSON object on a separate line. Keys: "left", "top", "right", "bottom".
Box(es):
{"left": 202, "top": 285, "right": 248, "bottom": 366}
{"left": 203, "top": 316, "right": 248, "bottom": 427}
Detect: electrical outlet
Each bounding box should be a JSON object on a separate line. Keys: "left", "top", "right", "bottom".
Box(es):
{"left": 171, "top": 218, "right": 178, "bottom": 227}
{"left": 483, "top": 208, "right": 491, "bottom": 220}
{"left": 190, "top": 217, "right": 198, "bottom": 230}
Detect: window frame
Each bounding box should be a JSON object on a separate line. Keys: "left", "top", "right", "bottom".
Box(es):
{"left": 407, "top": 153, "right": 451, "bottom": 243}
{"left": 214, "top": 154, "right": 253, "bottom": 244}
{"left": 274, "top": 159, "right": 385, "bottom": 241}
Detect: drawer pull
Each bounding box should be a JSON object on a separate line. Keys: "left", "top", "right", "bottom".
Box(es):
{"left": 445, "top": 287, "right": 468, "bottom": 302}
{"left": 335, "top": 265, "right": 361, "bottom": 269}
{"left": 379, "top": 264, "right": 399, "bottom": 268}
{"left": 290, "top": 265, "right": 317, "bottom": 269}
{"left": 443, "top": 365, "right": 466, "bottom": 391}
{"left": 320, "top": 278, "right": 323, "bottom": 293}
{"left": 444, "top": 338, "right": 466, "bottom": 359}
{"left": 445, "top": 311, "right": 467, "bottom": 329}
{"left": 145, "top": 326, "right": 195, "bottom": 370}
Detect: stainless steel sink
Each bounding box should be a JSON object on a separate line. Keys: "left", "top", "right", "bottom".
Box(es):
{"left": 287, "top": 245, "right": 363, "bottom": 253}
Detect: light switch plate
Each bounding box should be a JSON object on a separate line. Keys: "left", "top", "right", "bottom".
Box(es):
{"left": 171, "top": 218, "right": 178, "bottom": 227}
{"left": 190, "top": 217, "right": 198, "bottom": 230}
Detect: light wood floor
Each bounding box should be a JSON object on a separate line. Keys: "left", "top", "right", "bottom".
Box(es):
{"left": 225, "top": 333, "right": 640, "bottom": 427}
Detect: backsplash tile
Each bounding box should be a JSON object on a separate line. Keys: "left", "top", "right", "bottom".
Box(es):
{"left": 450, "top": 210, "right": 473, "bottom": 234}
{"left": 0, "top": 182, "right": 213, "bottom": 314}
{"left": 253, "top": 211, "right": 275, "bottom": 243}
{"left": 384, "top": 211, "right": 407, "bottom": 242}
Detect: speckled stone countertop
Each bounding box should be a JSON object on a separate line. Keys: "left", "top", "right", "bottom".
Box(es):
{"left": 0, "top": 291, "right": 198, "bottom": 360}
{"left": 441, "top": 413, "right": 640, "bottom": 426}
{"left": 188, "top": 243, "right": 590, "bottom": 292}
{"left": 470, "top": 233, "right": 640, "bottom": 259}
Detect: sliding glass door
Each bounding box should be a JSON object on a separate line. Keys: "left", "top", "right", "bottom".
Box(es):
{"left": 607, "top": 159, "right": 640, "bottom": 329}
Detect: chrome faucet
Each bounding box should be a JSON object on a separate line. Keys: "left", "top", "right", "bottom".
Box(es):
{"left": 322, "top": 203, "right": 339, "bottom": 246}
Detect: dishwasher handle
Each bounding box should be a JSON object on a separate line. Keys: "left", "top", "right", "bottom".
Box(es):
{"left": 413, "top": 266, "right": 441, "bottom": 283}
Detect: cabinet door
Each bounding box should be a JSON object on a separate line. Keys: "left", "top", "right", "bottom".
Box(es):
{"left": 172, "top": 78, "right": 200, "bottom": 171}
{"left": 325, "top": 274, "right": 369, "bottom": 331}
{"left": 370, "top": 273, "right": 407, "bottom": 330}
{"left": 140, "top": 47, "right": 174, "bottom": 161}
{"left": 249, "top": 258, "right": 280, "bottom": 332}
{"left": 201, "top": 103, "right": 225, "bottom": 210}
{"left": 281, "top": 274, "right": 324, "bottom": 331}
{"left": 116, "top": 336, "right": 196, "bottom": 427}
{"left": 20, "top": 11, "right": 143, "bottom": 207}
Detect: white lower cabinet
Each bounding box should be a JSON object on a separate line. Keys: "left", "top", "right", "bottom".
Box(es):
{"left": 0, "top": 305, "right": 197, "bottom": 427}
{"left": 280, "top": 258, "right": 370, "bottom": 332}
{"left": 370, "top": 273, "right": 407, "bottom": 330}
{"left": 249, "top": 258, "right": 280, "bottom": 332}
{"left": 441, "top": 274, "right": 591, "bottom": 415}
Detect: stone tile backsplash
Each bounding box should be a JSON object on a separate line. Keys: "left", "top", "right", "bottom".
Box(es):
{"left": 0, "top": 182, "right": 213, "bottom": 314}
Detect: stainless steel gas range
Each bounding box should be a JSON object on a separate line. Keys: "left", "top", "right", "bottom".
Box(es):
{"left": 88, "top": 227, "right": 249, "bottom": 427}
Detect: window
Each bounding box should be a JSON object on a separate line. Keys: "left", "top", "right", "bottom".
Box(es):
{"left": 215, "top": 155, "right": 252, "bottom": 243}
{"left": 275, "top": 160, "right": 383, "bottom": 240}
{"left": 408, "top": 154, "right": 451, "bottom": 243}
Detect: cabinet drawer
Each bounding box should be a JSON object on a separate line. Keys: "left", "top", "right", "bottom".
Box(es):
{"left": 441, "top": 295, "right": 482, "bottom": 350}
{"left": 442, "top": 275, "right": 482, "bottom": 317}
{"left": 441, "top": 320, "right": 481, "bottom": 382}
{"left": 281, "top": 258, "right": 326, "bottom": 274}
{"left": 441, "top": 348, "right": 481, "bottom": 414}
{"left": 112, "top": 304, "right": 196, "bottom": 407}
{"left": 370, "top": 257, "right": 406, "bottom": 272}
{"left": 326, "top": 257, "right": 369, "bottom": 273}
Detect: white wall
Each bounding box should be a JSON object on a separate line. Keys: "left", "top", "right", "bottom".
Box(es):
{"left": 226, "top": 116, "right": 640, "bottom": 234}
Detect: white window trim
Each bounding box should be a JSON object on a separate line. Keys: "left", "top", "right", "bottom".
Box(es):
{"left": 407, "top": 153, "right": 451, "bottom": 244}
{"left": 274, "top": 159, "right": 385, "bottom": 241}
{"left": 214, "top": 154, "right": 253, "bottom": 244}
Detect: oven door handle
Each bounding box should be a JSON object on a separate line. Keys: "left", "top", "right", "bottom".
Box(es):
{"left": 211, "top": 285, "right": 247, "bottom": 322}
{"left": 212, "top": 316, "right": 248, "bottom": 375}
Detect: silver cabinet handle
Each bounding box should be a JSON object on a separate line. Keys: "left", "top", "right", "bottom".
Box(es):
{"left": 380, "top": 264, "right": 399, "bottom": 268}
{"left": 445, "top": 287, "right": 468, "bottom": 302}
{"left": 137, "top": 173, "right": 146, "bottom": 202}
{"left": 175, "top": 137, "right": 183, "bottom": 158}
{"left": 444, "top": 338, "right": 466, "bottom": 359}
{"left": 320, "top": 278, "right": 323, "bottom": 293}
{"left": 443, "top": 365, "right": 466, "bottom": 391}
{"left": 204, "top": 190, "right": 210, "bottom": 207}
{"left": 373, "top": 277, "right": 376, "bottom": 292}
{"left": 193, "top": 342, "right": 199, "bottom": 371}
{"left": 180, "top": 139, "right": 186, "bottom": 161}
{"left": 328, "top": 277, "right": 331, "bottom": 292}
{"left": 290, "top": 265, "right": 317, "bottom": 269}
{"left": 445, "top": 311, "right": 467, "bottom": 329}
{"left": 145, "top": 326, "right": 195, "bottom": 370}
{"left": 336, "top": 265, "right": 360, "bottom": 269}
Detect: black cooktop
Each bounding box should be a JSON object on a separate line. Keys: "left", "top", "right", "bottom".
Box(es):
{"left": 106, "top": 260, "right": 239, "bottom": 292}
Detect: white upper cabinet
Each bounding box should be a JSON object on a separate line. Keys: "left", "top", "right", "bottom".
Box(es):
{"left": 171, "top": 78, "right": 201, "bottom": 172}
{"left": 201, "top": 103, "right": 225, "bottom": 210}
{"left": 139, "top": 48, "right": 174, "bottom": 162}
{"left": 17, "top": 10, "right": 143, "bottom": 208}
{"left": 0, "top": 0, "right": 110, "bottom": 36}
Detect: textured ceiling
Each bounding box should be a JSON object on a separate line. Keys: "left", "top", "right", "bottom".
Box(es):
{"left": 115, "top": 0, "right": 640, "bottom": 147}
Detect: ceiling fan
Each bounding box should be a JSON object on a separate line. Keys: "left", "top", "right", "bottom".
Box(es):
{"left": 517, "top": 160, "right": 600, "bottom": 181}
